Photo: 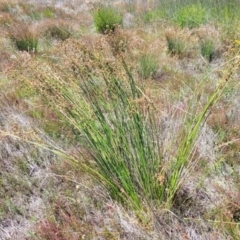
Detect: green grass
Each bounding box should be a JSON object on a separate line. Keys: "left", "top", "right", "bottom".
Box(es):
{"left": 42, "top": 7, "right": 55, "bottom": 18}
{"left": 200, "top": 39, "right": 215, "bottom": 62}
{"left": 9, "top": 24, "right": 39, "bottom": 52}
{"left": 26, "top": 59, "right": 164, "bottom": 211}
{"left": 166, "top": 32, "right": 186, "bottom": 56}
{"left": 175, "top": 3, "right": 207, "bottom": 28}
{"left": 2, "top": 0, "right": 240, "bottom": 238}
{"left": 15, "top": 37, "right": 38, "bottom": 52}
{"left": 93, "top": 6, "right": 122, "bottom": 34}
{"left": 141, "top": 8, "right": 167, "bottom": 23}
{"left": 139, "top": 0, "right": 240, "bottom": 28}
{"left": 139, "top": 54, "right": 158, "bottom": 79}
{"left": 19, "top": 40, "right": 240, "bottom": 215}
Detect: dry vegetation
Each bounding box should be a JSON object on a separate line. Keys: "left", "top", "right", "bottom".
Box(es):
{"left": 0, "top": 0, "right": 240, "bottom": 239}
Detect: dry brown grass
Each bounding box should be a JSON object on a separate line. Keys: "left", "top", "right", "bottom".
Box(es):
{"left": 37, "top": 19, "right": 75, "bottom": 41}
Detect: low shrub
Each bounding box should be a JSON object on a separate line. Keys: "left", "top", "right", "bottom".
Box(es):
{"left": 93, "top": 7, "right": 122, "bottom": 34}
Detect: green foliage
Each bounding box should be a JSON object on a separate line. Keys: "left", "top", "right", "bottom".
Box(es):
{"left": 200, "top": 39, "right": 215, "bottom": 62}
{"left": 93, "top": 7, "right": 122, "bottom": 34}
{"left": 175, "top": 4, "right": 207, "bottom": 28}
{"left": 139, "top": 54, "right": 158, "bottom": 79}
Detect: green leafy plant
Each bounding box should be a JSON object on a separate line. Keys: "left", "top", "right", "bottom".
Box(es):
{"left": 93, "top": 7, "right": 122, "bottom": 34}
{"left": 139, "top": 54, "right": 158, "bottom": 79}
{"left": 176, "top": 4, "right": 207, "bottom": 29}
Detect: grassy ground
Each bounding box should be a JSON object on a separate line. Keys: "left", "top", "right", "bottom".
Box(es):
{"left": 0, "top": 0, "right": 240, "bottom": 239}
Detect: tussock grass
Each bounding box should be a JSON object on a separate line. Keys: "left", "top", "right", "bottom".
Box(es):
{"left": 2, "top": 0, "right": 240, "bottom": 238}
{"left": 165, "top": 29, "right": 186, "bottom": 57}
{"left": 93, "top": 6, "right": 122, "bottom": 34}
{"left": 20, "top": 50, "right": 164, "bottom": 211}
{"left": 16, "top": 38, "right": 240, "bottom": 216}
{"left": 200, "top": 39, "right": 215, "bottom": 62}
{"left": 9, "top": 23, "right": 38, "bottom": 52}
{"left": 139, "top": 54, "right": 158, "bottom": 79}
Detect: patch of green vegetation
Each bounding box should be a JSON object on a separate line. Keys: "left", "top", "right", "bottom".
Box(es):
{"left": 93, "top": 7, "right": 122, "bottom": 34}
{"left": 139, "top": 54, "right": 158, "bottom": 79}
{"left": 226, "top": 224, "right": 240, "bottom": 240}
{"left": 15, "top": 37, "right": 38, "bottom": 52}
{"left": 10, "top": 24, "right": 39, "bottom": 52}
{"left": 42, "top": 7, "right": 55, "bottom": 18}
{"left": 43, "top": 121, "right": 63, "bottom": 140}
{"left": 0, "top": 198, "right": 16, "bottom": 220}
{"left": 2, "top": 0, "right": 240, "bottom": 238}
{"left": 166, "top": 33, "right": 186, "bottom": 56}
{"left": 0, "top": 204, "right": 8, "bottom": 221}
{"left": 28, "top": 108, "right": 43, "bottom": 119}
{"left": 200, "top": 39, "right": 215, "bottom": 62}
{"left": 175, "top": 4, "right": 207, "bottom": 29}
{"left": 141, "top": 8, "right": 166, "bottom": 23}
{"left": 23, "top": 39, "right": 240, "bottom": 216}
{"left": 211, "top": 1, "right": 240, "bottom": 24}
